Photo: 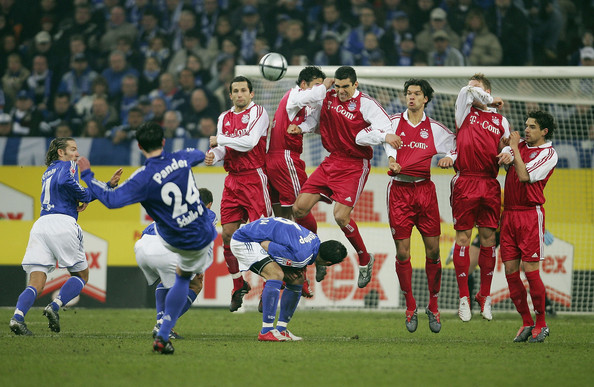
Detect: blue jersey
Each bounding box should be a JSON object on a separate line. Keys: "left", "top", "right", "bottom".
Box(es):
{"left": 40, "top": 160, "right": 94, "bottom": 220}
{"left": 232, "top": 217, "right": 321, "bottom": 268}
{"left": 141, "top": 208, "right": 217, "bottom": 236}
{"left": 82, "top": 149, "right": 216, "bottom": 250}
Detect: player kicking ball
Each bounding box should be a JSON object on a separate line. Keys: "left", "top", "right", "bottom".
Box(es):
{"left": 230, "top": 217, "right": 347, "bottom": 341}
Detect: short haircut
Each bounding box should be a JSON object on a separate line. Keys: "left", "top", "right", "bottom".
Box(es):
{"left": 297, "top": 66, "right": 326, "bottom": 86}
{"left": 229, "top": 75, "right": 253, "bottom": 93}
{"left": 199, "top": 188, "right": 213, "bottom": 206}
{"left": 45, "top": 137, "right": 75, "bottom": 166}
{"left": 135, "top": 121, "right": 164, "bottom": 152}
{"left": 318, "top": 240, "right": 347, "bottom": 265}
{"left": 527, "top": 110, "right": 556, "bottom": 140}
{"left": 54, "top": 92, "right": 71, "bottom": 101}
{"left": 335, "top": 66, "right": 357, "bottom": 84}
{"left": 469, "top": 73, "right": 491, "bottom": 92}
{"left": 404, "top": 78, "right": 434, "bottom": 105}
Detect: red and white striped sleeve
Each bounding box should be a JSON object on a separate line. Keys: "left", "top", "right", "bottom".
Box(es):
{"left": 526, "top": 144, "right": 558, "bottom": 183}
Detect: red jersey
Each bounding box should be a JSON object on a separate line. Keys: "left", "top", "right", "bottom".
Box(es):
{"left": 504, "top": 140, "right": 557, "bottom": 208}
{"left": 388, "top": 112, "right": 455, "bottom": 179}
{"left": 214, "top": 102, "right": 269, "bottom": 174}
{"left": 320, "top": 89, "right": 391, "bottom": 160}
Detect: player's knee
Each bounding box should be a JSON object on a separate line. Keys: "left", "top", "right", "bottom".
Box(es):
{"left": 334, "top": 214, "right": 349, "bottom": 228}
{"left": 72, "top": 268, "right": 89, "bottom": 283}
{"left": 189, "top": 274, "right": 203, "bottom": 294}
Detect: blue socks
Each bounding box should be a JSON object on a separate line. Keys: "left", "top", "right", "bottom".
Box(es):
{"left": 155, "top": 283, "right": 167, "bottom": 321}
{"left": 13, "top": 286, "right": 37, "bottom": 322}
{"left": 277, "top": 284, "right": 302, "bottom": 332}
{"left": 179, "top": 289, "right": 198, "bottom": 316}
{"left": 51, "top": 276, "right": 86, "bottom": 311}
{"left": 261, "top": 279, "right": 283, "bottom": 334}
{"left": 158, "top": 274, "right": 191, "bottom": 339}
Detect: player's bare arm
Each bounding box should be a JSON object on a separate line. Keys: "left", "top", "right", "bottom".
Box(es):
{"left": 509, "top": 131, "right": 530, "bottom": 182}
{"left": 388, "top": 156, "right": 402, "bottom": 174}
{"left": 385, "top": 133, "right": 402, "bottom": 149}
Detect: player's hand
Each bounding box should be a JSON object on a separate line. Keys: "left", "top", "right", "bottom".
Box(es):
{"left": 544, "top": 229, "right": 554, "bottom": 246}
{"left": 77, "top": 156, "right": 91, "bottom": 172}
{"left": 109, "top": 168, "right": 123, "bottom": 187}
{"left": 388, "top": 158, "right": 401, "bottom": 175}
{"left": 323, "top": 77, "right": 335, "bottom": 89}
{"left": 489, "top": 97, "right": 504, "bottom": 109}
{"left": 385, "top": 133, "right": 402, "bottom": 149}
{"left": 509, "top": 131, "right": 521, "bottom": 148}
{"left": 209, "top": 136, "right": 218, "bottom": 147}
{"left": 438, "top": 157, "right": 454, "bottom": 168}
{"left": 204, "top": 152, "right": 215, "bottom": 166}
{"left": 497, "top": 152, "right": 513, "bottom": 165}
{"left": 77, "top": 202, "right": 89, "bottom": 212}
{"left": 287, "top": 124, "right": 302, "bottom": 135}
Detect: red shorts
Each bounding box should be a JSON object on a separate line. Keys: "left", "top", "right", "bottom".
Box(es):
{"left": 500, "top": 206, "right": 545, "bottom": 263}
{"left": 220, "top": 168, "right": 272, "bottom": 225}
{"left": 388, "top": 179, "right": 441, "bottom": 240}
{"left": 450, "top": 174, "right": 501, "bottom": 230}
{"left": 266, "top": 150, "right": 308, "bottom": 206}
{"left": 300, "top": 154, "right": 370, "bottom": 207}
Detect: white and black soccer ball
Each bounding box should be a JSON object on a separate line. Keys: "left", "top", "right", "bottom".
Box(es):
{"left": 259, "top": 52, "right": 288, "bottom": 81}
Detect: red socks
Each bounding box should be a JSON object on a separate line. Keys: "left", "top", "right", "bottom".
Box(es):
{"left": 506, "top": 270, "right": 534, "bottom": 327}
{"left": 425, "top": 257, "right": 442, "bottom": 313}
{"left": 478, "top": 246, "right": 496, "bottom": 297}
{"left": 395, "top": 257, "right": 415, "bottom": 311}
{"left": 295, "top": 212, "right": 317, "bottom": 233}
{"left": 453, "top": 244, "right": 470, "bottom": 298}
{"left": 224, "top": 245, "right": 243, "bottom": 291}
{"left": 340, "top": 219, "right": 369, "bottom": 266}
{"left": 525, "top": 270, "right": 547, "bottom": 328}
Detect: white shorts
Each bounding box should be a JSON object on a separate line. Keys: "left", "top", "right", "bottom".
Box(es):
{"left": 22, "top": 214, "right": 88, "bottom": 274}
{"left": 158, "top": 235, "right": 214, "bottom": 275}
{"left": 230, "top": 238, "right": 269, "bottom": 272}
{"left": 135, "top": 234, "right": 181, "bottom": 288}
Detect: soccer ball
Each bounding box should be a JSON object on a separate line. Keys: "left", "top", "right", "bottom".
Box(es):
{"left": 259, "top": 52, "right": 288, "bottom": 81}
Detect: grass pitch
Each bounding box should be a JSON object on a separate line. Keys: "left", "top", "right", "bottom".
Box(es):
{"left": 1, "top": 307, "right": 592, "bottom": 387}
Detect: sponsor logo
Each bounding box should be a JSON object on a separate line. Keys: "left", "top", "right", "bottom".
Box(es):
{"left": 299, "top": 232, "right": 317, "bottom": 244}
{"left": 532, "top": 253, "right": 538, "bottom": 258}
{"left": 345, "top": 196, "right": 352, "bottom": 202}
{"left": 225, "top": 121, "right": 230, "bottom": 126}
{"left": 399, "top": 132, "right": 406, "bottom": 136}
{"left": 481, "top": 119, "right": 500, "bottom": 135}
{"left": 331, "top": 104, "right": 355, "bottom": 120}
{"left": 407, "top": 141, "right": 428, "bottom": 149}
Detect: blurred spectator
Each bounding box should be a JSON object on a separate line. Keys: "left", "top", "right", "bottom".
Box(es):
{"left": 557, "top": 104, "right": 594, "bottom": 140}
{"left": 486, "top": 0, "right": 531, "bottom": 65}
{"left": 163, "top": 110, "right": 189, "bottom": 138}
{"left": 138, "top": 95, "right": 152, "bottom": 120}
{"left": 238, "top": 5, "right": 265, "bottom": 65}
{"left": 170, "top": 68, "right": 195, "bottom": 112}
{"left": 380, "top": 11, "right": 411, "bottom": 65}
{"left": 0, "top": 87, "right": 6, "bottom": 112}
{"left": 9, "top": 90, "right": 43, "bottom": 136}
{"left": 43, "top": 92, "right": 83, "bottom": 136}
{"left": 270, "top": 13, "right": 290, "bottom": 53}
{"left": 54, "top": 122, "right": 73, "bottom": 138}
{"left": 57, "top": 34, "right": 95, "bottom": 80}
{"left": 117, "top": 36, "right": 144, "bottom": 71}
{"left": 160, "top": 0, "right": 184, "bottom": 34}
{"left": 0, "top": 1, "right": 23, "bottom": 41}
{"left": 139, "top": 55, "right": 161, "bottom": 96}
{"left": 206, "top": 14, "right": 234, "bottom": 53}
{"left": 580, "top": 46, "right": 594, "bottom": 66}
{"left": 125, "top": 0, "right": 152, "bottom": 26}
{"left": 408, "top": 0, "right": 436, "bottom": 35}
{"left": 416, "top": 7, "right": 461, "bottom": 56}
{"left": 396, "top": 31, "right": 421, "bottom": 66}
{"left": 149, "top": 72, "right": 177, "bottom": 108}
{"left": 25, "top": 54, "right": 53, "bottom": 110}
{"left": 461, "top": 9, "right": 502, "bottom": 66}
{"left": 58, "top": 53, "right": 98, "bottom": 103}
{"left": 343, "top": 5, "right": 384, "bottom": 59}
{"left": 278, "top": 20, "right": 308, "bottom": 63}
{"left": 26, "top": 31, "right": 58, "bottom": 71}
{"left": 529, "top": 0, "right": 563, "bottom": 65}
{"left": 198, "top": 0, "right": 223, "bottom": 44}
{"left": 377, "top": 0, "right": 411, "bottom": 29}
{"left": 185, "top": 53, "right": 211, "bottom": 88}
{"left": 101, "top": 50, "right": 139, "bottom": 97}
{"left": 54, "top": 4, "right": 101, "bottom": 59}
{"left": 427, "top": 30, "right": 465, "bottom": 66}
{"left": 0, "top": 112, "right": 12, "bottom": 136}
{"left": 89, "top": 96, "right": 118, "bottom": 132}
{"left": 568, "top": 31, "right": 593, "bottom": 65}
{"left": 448, "top": 0, "right": 481, "bottom": 35}
{"left": 100, "top": 5, "right": 137, "bottom": 54}
{"left": 75, "top": 75, "right": 108, "bottom": 118}
{"left": 167, "top": 30, "right": 214, "bottom": 76}
{"left": 109, "top": 106, "right": 144, "bottom": 144}
{"left": 1, "top": 34, "right": 18, "bottom": 76}
{"left": 341, "top": 0, "right": 371, "bottom": 27}
{"left": 171, "top": 9, "right": 199, "bottom": 53}
{"left": 136, "top": 7, "right": 166, "bottom": 55}
{"left": 308, "top": 2, "right": 351, "bottom": 51}
{"left": 149, "top": 96, "right": 167, "bottom": 125}
{"left": 313, "top": 31, "right": 355, "bottom": 66}
{"left": 2, "top": 53, "right": 30, "bottom": 102}
{"left": 358, "top": 32, "right": 386, "bottom": 66}
{"left": 81, "top": 118, "right": 105, "bottom": 138}
{"left": 115, "top": 74, "right": 139, "bottom": 124}
{"left": 144, "top": 34, "right": 171, "bottom": 68}
{"left": 196, "top": 115, "right": 217, "bottom": 138}
{"left": 183, "top": 88, "right": 220, "bottom": 135}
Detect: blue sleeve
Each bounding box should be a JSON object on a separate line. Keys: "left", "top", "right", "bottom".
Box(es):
{"left": 182, "top": 148, "right": 206, "bottom": 167}
{"left": 81, "top": 167, "right": 148, "bottom": 209}
{"left": 63, "top": 162, "right": 94, "bottom": 203}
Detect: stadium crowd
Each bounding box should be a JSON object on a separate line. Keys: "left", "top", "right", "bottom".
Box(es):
{"left": 0, "top": 0, "right": 592, "bottom": 139}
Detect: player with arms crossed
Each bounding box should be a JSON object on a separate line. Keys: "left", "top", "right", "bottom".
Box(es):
{"left": 498, "top": 111, "right": 558, "bottom": 343}
{"left": 205, "top": 76, "right": 272, "bottom": 312}
{"left": 9, "top": 137, "right": 121, "bottom": 335}
{"left": 293, "top": 65, "right": 401, "bottom": 288}
{"left": 135, "top": 188, "right": 218, "bottom": 340}
{"left": 386, "top": 79, "right": 456, "bottom": 333}
{"left": 230, "top": 217, "right": 347, "bottom": 341}
{"left": 78, "top": 122, "right": 217, "bottom": 354}
{"left": 442, "top": 73, "right": 512, "bottom": 321}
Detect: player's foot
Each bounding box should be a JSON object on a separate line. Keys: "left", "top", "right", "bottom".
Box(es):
{"left": 301, "top": 279, "right": 313, "bottom": 298}
{"left": 279, "top": 329, "right": 303, "bottom": 341}
{"left": 357, "top": 254, "right": 375, "bottom": 288}
{"left": 43, "top": 304, "right": 60, "bottom": 332}
{"left": 230, "top": 280, "right": 251, "bottom": 312}
{"left": 9, "top": 318, "right": 33, "bottom": 336}
{"left": 458, "top": 296, "right": 471, "bottom": 322}
{"left": 425, "top": 308, "right": 441, "bottom": 333}
{"left": 315, "top": 264, "right": 327, "bottom": 282}
{"left": 258, "top": 329, "right": 290, "bottom": 342}
{"left": 152, "top": 322, "right": 184, "bottom": 340}
{"left": 404, "top": 309, "right": 418, "bottom": 333}
{"left": 475, "top": 293, "right": 493, "bottom": 321}
{"left": 153, "top": 335, "right": 174, "bottom": 354}
{"left": 513, "top": 325, "right": 534, "bottom": 342}
{"left": 529, "top": 326, "right": 550, "bottom": 343}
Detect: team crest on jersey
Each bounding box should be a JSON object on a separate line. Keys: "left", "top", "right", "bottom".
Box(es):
{"left": 530, "top": 151, "right": 538, "bottom": 159}
{"left": 419, "top": 129, "right": 429, "bottom": 139}
{"left": 492, "top": 117, "right": 500, "bottom": 126}
{"left": 241, "top": 114, "right": 249, "bottom": 124}
{"left": 348, "top": 101, "right": 357, "bottom": 111}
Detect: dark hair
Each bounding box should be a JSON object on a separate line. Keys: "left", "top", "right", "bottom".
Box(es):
{"left": 334, "top": 66, "right": 357, "bottom": 84}
{"left": 45, "top": 137, "right": 75, "bottom": 166}
{"left": 135, "top": 121, "right": 164, "bottom": 152}
{"left": 54, "top": 92, "right": 71, "bottom": 101}
{"left": 199, "top": 187, "right": 213, "bottom": 206}
{"left": 469, "top": 73, "right": 491, "bottom": 92}
{"left": 297, "top": 66, "right": 326, "bottom": 86}
{"left": 404, "top": 78, "right": 434, "bottom": 106}
{"left": 229, "top": 75, "right": 253, "bottom": 94}
{"left": 318, "top": 240, "right": 347, "bottom": 265}
{"left": 527, "top": 110, "right": 556, "bottom": 140}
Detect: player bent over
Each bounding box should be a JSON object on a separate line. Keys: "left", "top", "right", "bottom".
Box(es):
{"left": 230, "top": 217, "right": 347, "bottom": 341}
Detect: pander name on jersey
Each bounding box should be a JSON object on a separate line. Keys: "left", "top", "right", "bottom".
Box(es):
{"left": 152, "top": 158, "right": 189, "bottom": 184}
